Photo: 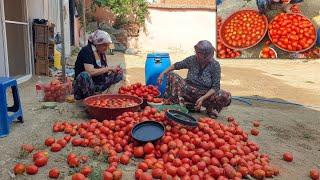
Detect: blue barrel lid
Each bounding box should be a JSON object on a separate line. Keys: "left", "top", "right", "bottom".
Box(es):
{"left": 147, "top": 53, "right": 170, "bottom": 58}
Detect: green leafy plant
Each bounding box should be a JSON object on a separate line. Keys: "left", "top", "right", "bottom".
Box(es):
{"left": 93, "top": 0, "right": 149, "bottom": 30}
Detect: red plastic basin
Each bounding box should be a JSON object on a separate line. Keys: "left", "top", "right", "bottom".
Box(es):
{"left": 83, "top": 94, "right": 143, "bottom": 121}
{"left": 268, "top": 13, "right": 317, "bottom": 53}
{"left": 219, "top": 9, "right": 268, "bottom": 51}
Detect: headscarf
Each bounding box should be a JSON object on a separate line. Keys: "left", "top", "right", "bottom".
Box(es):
{"left": 194, "top": 40, "right": 215, "bottom": 64}
{"left": 88, "top": 30, "right": 112, "bottom": 45}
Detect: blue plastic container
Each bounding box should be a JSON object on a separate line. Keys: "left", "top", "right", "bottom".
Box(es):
{"left": 145, "top": 53, "right": 171, "bottom": 96}
{"left": 317, "top": 28, "right": 320, "bottom": 47}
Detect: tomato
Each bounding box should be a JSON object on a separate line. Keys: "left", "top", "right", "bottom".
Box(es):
{"left": 26, "top": 165, "right": 38, "bottom": 175}
{"left": 13, "top": 163, "right": 25, "bottom": 175}
{"left": 134, "top": 146, "right": 145, "bottom": 158}
{"left": 143, "top": 142, "right": 154, "bottom": 154}
{"left": 120, "top": 155, "right": 130, "bottom": 165}
{"left": 21, "top": 144, "right": 34, "bottom": 153}
{"left": 251, "top": 129, "right": 259, "bottom": 136}
{"left": 253, "top": 169, "right": 266, "bottom": 180}
{"left": 51, "top": 143, "right": 62, "bottom": 152}
{"left": 152, "top": 168, "right": 164, "bottom": 179}
{"left": 139, "top": 173, "right": 153, "bottom": 180}
{"left": 310, "top": 169, "right": 320, "bottom": 180}
{"left": 80, "top": 166, "right": 92, "bottom": 177}
{"left": 103, "top": 171, "right": 113, "bottom": 180}
{"left": 33, "top": 151, "right": 48, "bottom": 161}
{"left": 34, "top": 156, "right": 48, "bottom": 167}
{"left": 72, "top": 173, "right": 86, "bottom": 180}
{"left": 138, "top": 162, "right": 149, "bottom": 172}
{"left": 283, "top": 152, "right": 293, "bottom": 162}
{"left": 49, "top": 168, "right": 60, "bottom": 179}
{"left": 113, "top": 170, "right": 122, "bottom": 180}
{"left": 253, "top": 121, "right": 260, "bottom": 127}
{"left": 177, "top": 166, "right": 187, "bottom": 177}
{"left": 68, "top": 157, "right": 80, "bottom": 168}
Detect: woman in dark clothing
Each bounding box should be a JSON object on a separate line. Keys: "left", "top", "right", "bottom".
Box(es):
{"left": 73, "top": 30, "right": 123, "bottom": 100}
{"left": 158, "top": 40, "right": 231, "bottom": 118}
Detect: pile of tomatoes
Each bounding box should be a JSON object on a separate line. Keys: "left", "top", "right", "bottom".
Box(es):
{"left": 303, "top": 48, "right": 320, "bottom": 59}
{"left": 118, "top": 83, "right": 160, "bottom": 99}
{"left": 42, "top": 79, "right": 72, "bottom": 102}
{"left": 221, "top": 10, "right": 266, "bottom": 49}
{"left": 217, "top": 16, "right": 242, "bottom": 59}
{"left": 88, "top": 98, "right": 139, "bottom": 108}
{"left": 260, "top": 47, "right": 277, "bottom": 59}
{"left": 13, "top": 105, "right": 320, "bottom": 179}
{"left": 35, "top": 107, "right": 283, "bottom": 179}
{"left": 269, "top": 13, "right": 316, "bottom": 52}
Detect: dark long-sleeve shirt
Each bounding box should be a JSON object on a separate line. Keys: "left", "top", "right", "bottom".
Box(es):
{"left": 174, "top": 55, "right": 221, "bottom": 91}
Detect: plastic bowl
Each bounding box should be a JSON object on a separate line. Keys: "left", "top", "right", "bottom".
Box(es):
{"left": 219, "top": 9, "right": 268, "bottom": 51}
{"left": 259, "top": 47, "right": 278, "bottom": 58}
{"left": 131, "top": 121, "right": 165, "bottom": 143}
{"left": 83, "top": 94, "right": 143, "bottom": 121}
{"left": 268, "top": 13, "right": 317, "bottom": 53}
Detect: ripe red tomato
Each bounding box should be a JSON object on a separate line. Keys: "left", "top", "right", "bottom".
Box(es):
{"left": 26, "top": 165, "right": 38, "bottom": 175}
{"left": 50, "top": 143, "right": 62, "bottom": 152}
{"left": 251, "top": 129, "right": 260, "bottom": 136}
{"left": 45, "top": 137, "right": 55, "bottom": 146}
{"left": 72, "top": 173, "right": 86, "bottom": 180}
{"left": 13, "top": 163, "right": 25, "bottom": 175}
{"left": 310, "top": 169, "right": 320, "bottom": 180}
{"left": 49, "top": 168, "right": 60, "bottom": 179}
{"left": 80, "top": 166, "right": 92, "bottom": 177}
{"left": 134, "top": 146, "right": 144, "bottom": 158}
{"left": 34, "top": 156, "right": 48, "bottom": 167}
{"left": 283, "top": 152, "right": 293, "bottom": 162}
{"left": 33, "top": 151, "right": 48, "bottom": 161}
{"left": 144, "top": 142, "right": 155, "bottom": 154}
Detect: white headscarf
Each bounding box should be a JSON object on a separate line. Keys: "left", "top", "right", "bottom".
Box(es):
{"left": 88, "top": 30, "right": 112, "bottom": 45}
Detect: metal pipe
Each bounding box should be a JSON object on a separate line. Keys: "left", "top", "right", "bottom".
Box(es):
{"left": 60, "top": 0, "right": 66, "bottom": 82}
{"left": 82, "top": 0, "right": 86, "bottom": 44}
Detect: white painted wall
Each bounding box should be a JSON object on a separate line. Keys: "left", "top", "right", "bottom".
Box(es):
{"left": 0, "top": 1, "right": 6, "bottom": 76}
{"left": 130, "top": 8, "right": 216, "bottom": 52}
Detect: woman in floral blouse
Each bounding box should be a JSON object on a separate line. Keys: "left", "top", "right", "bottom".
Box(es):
{"left": 158, "top": 40, "right": 231, "bottom": 118}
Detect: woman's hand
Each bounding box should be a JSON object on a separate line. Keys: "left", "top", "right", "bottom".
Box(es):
{"left": 195, "top": 96, "right": 206, "bottom": 110}
{"left": 157, "top": 73, "right": 164, "bottom": 85}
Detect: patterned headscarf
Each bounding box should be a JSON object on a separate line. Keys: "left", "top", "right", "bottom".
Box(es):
{"left": 88, "top": 30, "right": 112, "bottom": 45}
{"left": 194, "top": 40, "right": 215, "bottom": 63}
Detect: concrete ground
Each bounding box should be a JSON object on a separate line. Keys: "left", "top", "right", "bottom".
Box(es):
{"left": 0, "top": 52, "right": 320, "bottom": 180}
{"left": 217, "top": 0, "right": 320, "bottom": 59}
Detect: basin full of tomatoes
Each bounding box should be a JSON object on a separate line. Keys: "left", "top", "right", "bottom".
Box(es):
{"left": 42, "top": 79, "right": 72, "bottom": 102}
{"left": 88, "top": 98, "right": 139, "bottom": 108}
{"left": 119, "top": 83, "right": 160, "bottom": 99}
{"left": 269, "top": 13, "right": 316, "bottom": 52}
{"left": 220, "top": 10, "right": 267, "bottom": 50}
{"left": 217, "top": 16, "right": 242, "bottom": 59}
{"left": 259, "top": 47, "right": 277, "bottom": 59}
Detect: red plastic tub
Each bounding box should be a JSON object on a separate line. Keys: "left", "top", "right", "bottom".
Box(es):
{"left": 219, "top": 9, "right": 268, "bottom": 51}
{"left": 83, "top": 94, "right": 143, "bottom": 121}
{"left": 268, "top": 13, "right": 317, "bottom": 53}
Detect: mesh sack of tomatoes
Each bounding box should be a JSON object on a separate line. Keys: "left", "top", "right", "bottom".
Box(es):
{"left": 217, "top": 16, "right": 242, "bottom": 59}
{"left": 219, "top": 10, "right": 268, "bottom": 50}
{"left": 42, "top": 79, "right": 72, "bottom": 102}
{"left": 268, "top": 13, "right": 317, "bottom": 52}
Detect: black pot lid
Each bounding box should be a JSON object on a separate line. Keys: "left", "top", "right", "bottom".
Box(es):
{"left": 165, "top": 110, "right": 198, "bottom": 127}
{"left": 131, "top": 121, "right": 165, "bottom": 143}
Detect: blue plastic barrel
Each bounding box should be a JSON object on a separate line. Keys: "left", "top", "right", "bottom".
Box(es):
{"left": 145, "top": 53, "right": 171, "bottom": 96}
{"left": 317, "top": 28, "right": 320, "bottom": 47}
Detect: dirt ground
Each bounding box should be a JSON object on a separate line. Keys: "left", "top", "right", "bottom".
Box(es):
{"left": 0, "top": 52, "right": 320, "bottom": 180}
